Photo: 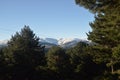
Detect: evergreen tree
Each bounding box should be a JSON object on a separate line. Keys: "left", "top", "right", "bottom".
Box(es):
{"left": 75, "top": 0, "right": 120, "bottom": 13}
{"left": 3, "top": 26, "right": 45, "bottom": 80}
{"left": 75, "top": 0, "right": 120, "bottom": 73}
{"left": 6, "top": 26, "right": 45, "bottom": 66}
{"left": 0, "top": 48, "right": 5, "bottom": 79}
{"left": 46, "top": 46, "right": 71, "bottom": 79}
{"left": 66, "top": 42, "right": 97, "bottom": 80}
{"left": 47, "top": 46, "right": 69, "bottom": 72}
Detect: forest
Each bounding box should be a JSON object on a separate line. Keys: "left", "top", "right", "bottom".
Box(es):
{"left": 0, "top": 0, "right": 120, "bottom": 80}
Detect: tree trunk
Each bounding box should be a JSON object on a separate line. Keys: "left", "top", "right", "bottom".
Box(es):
{"left": 111, "top": 60, "right": 114, "bottom": 74}
{"left": 111, "top": 65, "right": 114, "bottom": 74}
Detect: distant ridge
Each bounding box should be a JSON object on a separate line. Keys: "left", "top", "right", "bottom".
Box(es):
{"left": 0, "top": 38, "right": 90, "bottom": 48}
{"left": 0, "top": 40, "right": 8, "bottom": 45}
{"left": 40, "top": 38, "right": 89, "bottom": 48}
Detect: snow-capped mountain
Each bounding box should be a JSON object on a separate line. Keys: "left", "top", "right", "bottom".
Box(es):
{"left": 0, "top": 38, "right": 89, "bottom": 48}
{"left": 40, "top": 38, "right": 86, "bottom": 45}
{"left": 0, "top": 40, "right": 8, "bottom": 48}
{"left": 0, "top": 40, "right": 8, "bottom": 45}
{"left": 39, "top": 38, "right": 89, "bottom": 48}
{"left": 58, "top": 38, "right": 82, "bottom": 45}
{"left": 40, "top": 38, "right": 58, "bottom": 45}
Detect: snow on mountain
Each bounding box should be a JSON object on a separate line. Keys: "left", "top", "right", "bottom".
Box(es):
{"left": 58, "top": 38, "right": 81, "bottom": 45}
{"left": 0, "top": 38, "right": 89, "bottom": 48}
{"left": 58, "top": 38, "right": 90, "bottom": 48}
{"left": 40, "top": 38, "right": 58, "bottom": 45}
{"left": 39, "top": 38, "right": 84, "bottom": 45}
{"left": 0, "top": 40, "right": 8, "bottom": 48}
{"left": 0, "top": 40, "right": 8, "bottom": 45}
{"left": 39, "top": 38, "right": 89, "bottom": 48}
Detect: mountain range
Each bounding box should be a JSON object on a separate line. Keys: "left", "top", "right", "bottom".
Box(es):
{"left": 39, "top": 38, "right": 90, "bottom": 48}
{"left": 0, "top": 38, "right": 90, "bottom": 48}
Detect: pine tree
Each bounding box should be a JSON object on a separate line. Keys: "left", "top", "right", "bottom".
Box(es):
{"left": 47, "top": 46, "right": 69, "bottom": 72}
{"left": 5, "top": 26, "right": 45, "bottom": 66}
{"left": 2, "top": 26, "right": 46, "bottom": 79}
{"left": 75, "top": 0, "right": 120, "bottom": 13}
{"left": 66, "top": 42, "right": 97, "bottom": 80}
{"left": 75, "top": 0, "right": 120, "bottom": 73}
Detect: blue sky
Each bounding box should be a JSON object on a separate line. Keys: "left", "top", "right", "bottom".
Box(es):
{"left": 0, "top": 0, "right": 94, "bottom": 40}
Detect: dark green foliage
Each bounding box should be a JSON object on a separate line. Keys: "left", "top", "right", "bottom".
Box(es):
{"left": 47, "top": 46, "right": 68, "bottom": 70}
{"left": 67, "top": 42, "right": 90, "bottom": 69}
{"left": 0, "top": 26, "right": 46, "bottom": 80}
{"left": 75, "top": 0, "right": 120, "bottom": 74}
{"left": 46, "top": 46, "right": 72, "bottom": 79}
{"left": 75, "top": 0, "right": 120, "bottom": 13}
{"left": 66, "top": 42, "right": 98, "bottom": 80}
{"left": 0, "top": 48, "right": 4, "bottom": 64}
{"left": 75, "top": 1, "right": 120, "bottom": 80}
{"left": 1, "top": 27, "right": 119, "bottom": 80}
{"left": 88, "top": 8, "right": 120, "bottom": 73}
{"left": 6, "top": 26, "right": 45, "bottom": 66}
{"left": 94, "top": 72, "right": 119, "bottom": 80}
{"left": 0, "top": 48, "right": 5, "bottom": 79}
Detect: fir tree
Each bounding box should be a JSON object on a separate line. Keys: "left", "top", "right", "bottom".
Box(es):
{"left": 75, "top": 0, "right": 120, "bottom": 73}
{"left": 5, "top": 25, "right": 45, "bottom": 66}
